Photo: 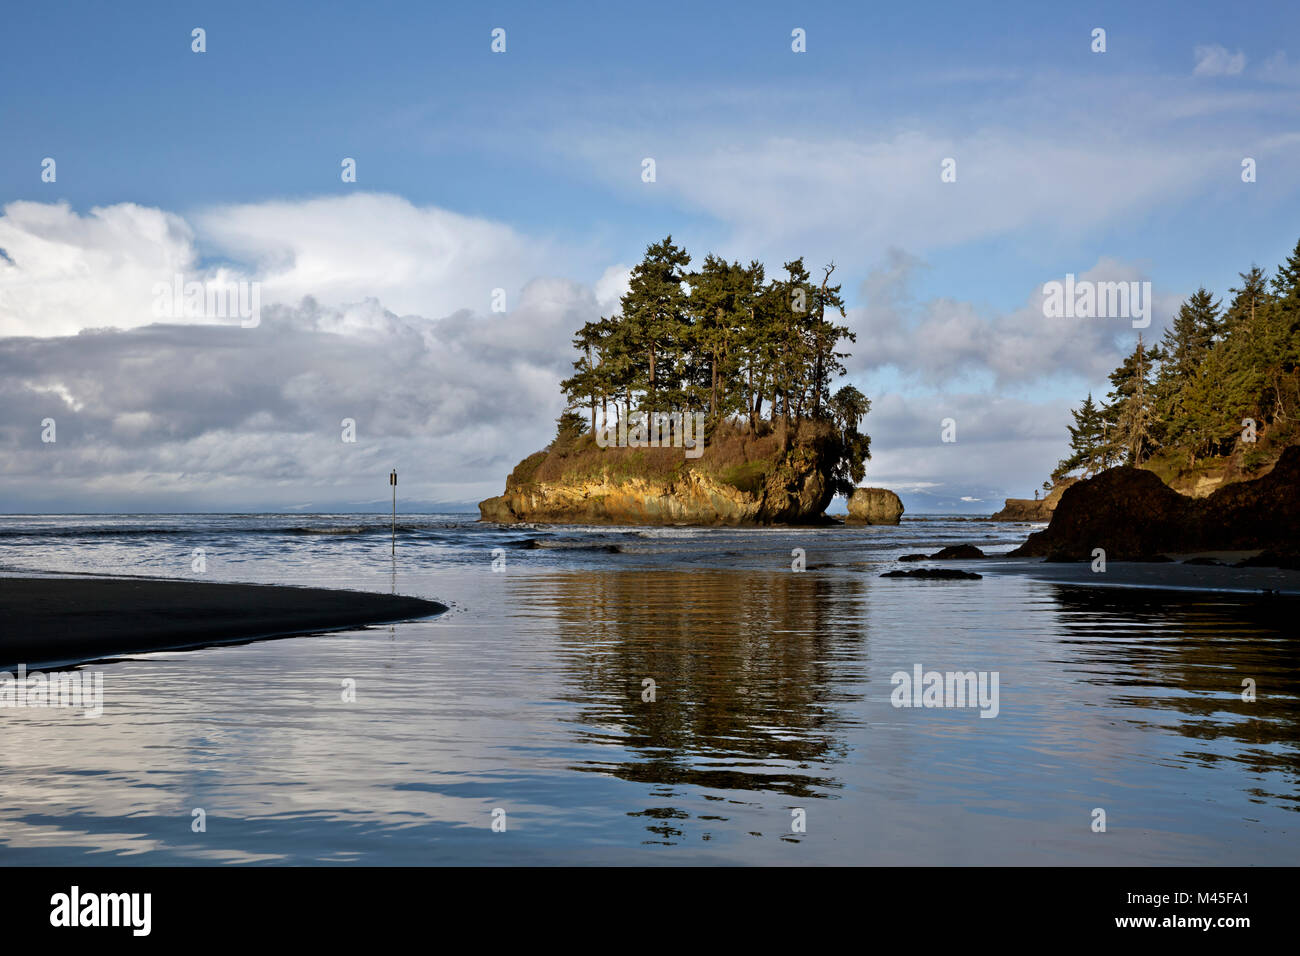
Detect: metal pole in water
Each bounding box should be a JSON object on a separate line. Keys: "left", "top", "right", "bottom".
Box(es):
{"left": 390, "top": 469, "right": 397, "bottom": 555}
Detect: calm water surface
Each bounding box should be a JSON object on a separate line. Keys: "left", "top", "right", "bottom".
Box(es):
{"left": 0, "top": 514, "right": 1295, "bottom": 864}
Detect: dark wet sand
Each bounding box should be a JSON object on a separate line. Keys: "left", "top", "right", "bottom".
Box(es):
{"left": 0, "top": 576, "right": 447, "bottom": 668}
{"left": 982, "top": 557, "right": 1300, "bottom": 595}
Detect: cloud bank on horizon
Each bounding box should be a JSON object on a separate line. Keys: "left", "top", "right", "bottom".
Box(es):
{"left": 2, "top": 1, "right": 1299, "bottom": 512}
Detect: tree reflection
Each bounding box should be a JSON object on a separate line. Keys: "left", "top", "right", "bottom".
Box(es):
{"left": 541, "top": 569, "right": 866, "bottom": 820}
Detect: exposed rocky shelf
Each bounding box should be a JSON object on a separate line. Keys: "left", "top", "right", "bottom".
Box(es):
{"left": 479, "top": 421, "right": 845, "bottom": 525}
{"left": 1010, "top": 446, "right": 1300, "bottom": 561}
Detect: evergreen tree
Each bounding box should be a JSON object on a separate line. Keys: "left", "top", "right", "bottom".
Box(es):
{"left": 810, "top": 263, "right": 852, "bottom": 419}
{"left": 620, "top": 236, "right": 692, "bottom": 414}
{"left": 1224, "top": 265, "right": 1267, "bottom": 332}
{"left": 1057, "top": 393, "right": 1108, "bottom": 477}
{"left": 826, "top": 385, "right": 872, "bottom": 495}
{"left": 556, "top": 236, "right": 873, "bottom": 496}
{"left": 1055, "top": 235, "right": 1300, "bottom": 478}
{"left": 1153, "top": 287, "right": 1221, "bottom": 454}
{"left": 1106, "top": 334, "right": 1156, "bottom": 464}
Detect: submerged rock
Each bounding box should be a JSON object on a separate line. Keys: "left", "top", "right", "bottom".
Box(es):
{"left": 845, "top": 487, "right": 904, "bottom": 525}
{"left": 930, "top": 544, "right": 986, "bottom": 559}
{"left": 881, "top": 568, "right": 982, "bottom": 580}
{"left": 1010, "top": 446, "right": 1300, "bottom": 561}
{"left": 899, "top": 544, "right": 986, "bottom": 561}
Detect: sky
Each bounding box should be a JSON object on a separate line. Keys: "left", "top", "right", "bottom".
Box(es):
{"left": 2, "top": 0, "right": 1299, "bottom": 513}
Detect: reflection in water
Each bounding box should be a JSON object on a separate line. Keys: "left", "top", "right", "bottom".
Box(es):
{"left": 537, "top": 572, "right": 865, "bottom": 805}
{"left": 0, "top": 512, "right": 1296, "bottom": 864}
{"left": 1050, "top": 586, "right": 1300, "bottom": 807}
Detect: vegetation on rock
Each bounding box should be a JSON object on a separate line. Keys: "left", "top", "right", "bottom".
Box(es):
{"left": 482, "top": 237, "right": 880, "bottom": 524}
{"left": 1053, "top": 238, "right": 1300, "bottom": 488}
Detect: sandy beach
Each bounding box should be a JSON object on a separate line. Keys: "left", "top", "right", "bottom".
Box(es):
{"left": 0, "top": 576, "right": 448, "bottom": 668}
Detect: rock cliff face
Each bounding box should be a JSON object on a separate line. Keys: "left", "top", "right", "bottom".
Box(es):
{"left": 479, "top": 424, "right": 841, "bottom": 525}
{"left": 1009, "top": 446, "right": 1300, "bottom": 560}
{"left": 845, "top": 487, "right": 903, "bottom": 524}
{"left": 990, "top": 478, "right": 1076, "bottom": 522}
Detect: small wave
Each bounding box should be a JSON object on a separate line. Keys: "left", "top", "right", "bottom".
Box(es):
{"left": 0, "top": 527, "right": 191, "bottom": 539}
{"left": 286, "top": 524, "right": 432, "bottom": 535}
{"left": 634, "top": 528, "right": 711, "bottom": 538}
{"left": 532, "top": 540, "right": 622, "bottom": 553}
{"left": 285, "top": 526, "right": 372, "bottom": 535}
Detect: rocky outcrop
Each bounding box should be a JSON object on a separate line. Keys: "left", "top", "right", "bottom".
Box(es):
{"left": 479, "top": 469, "right": 831, "bottom": 525}
{"left": 881, "top": 568, "right": 982, "bottom": 579}
{"left": 990, "top": 478, "right": 1077, "bottom": 521}
{"left": 900, "top": 544, "right": 986, "bottom": 561}
{"left": 478, "top": 425, "right": 842, "bottom": 525}
{"left": 1010, "top": 446, "right": 1300, "bottom": 561}
{"left": 846, "top": 487, "right": 904, "bottom": 524}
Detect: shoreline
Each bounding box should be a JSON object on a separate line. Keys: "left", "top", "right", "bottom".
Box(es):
{"left": 978, "top": 556, "right": 1300, "bottom": 597}
{"left": 0, "top": 575, "right": 448, "bottom": 669}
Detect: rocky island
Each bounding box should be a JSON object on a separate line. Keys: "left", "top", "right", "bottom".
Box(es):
{"left": 479, "top": 236, "right": 896, "bottom": 526}
{"left": 845, "top": 487, "right": 904, "bottom": 524}
{"left": 480, "top": 418, "right": 852, "bottom": 525}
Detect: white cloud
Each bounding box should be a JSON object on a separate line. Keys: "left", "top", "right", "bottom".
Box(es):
{"left": 0, "top": 283, "right": 600, "bottom": 509}
{"left": 0, "top": 202, "right": 196, "bottom": 337}
{"left": 0, "top": 193, "right": 1204, "bottom": 510}
{"left": 844, "top": 249, "right": 1182, "bottom": 388}
{"left": 196, "top": 193, "right": 563, "bottom": 320}
{"left": 594, "top": 264, "right": 631, "bottom": 310}
{"left": 0, "top": 194, "right": 581, "bottom": 339}
{"left": 1193, "top": 44, "right": 1247, "bottom": 77}
{"left": 855, "top": 390, "right": 1075, "bottom": 499}
{"left": 564, "top": 126, "right": 1243, "bottom": 269}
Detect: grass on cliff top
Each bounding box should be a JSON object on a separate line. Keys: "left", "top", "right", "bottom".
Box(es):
{"left": 506, "top": 418, "right": 826, "bottom": 492}
{"left": 1141, "top": 422, "right": 1298, "bottom": 493}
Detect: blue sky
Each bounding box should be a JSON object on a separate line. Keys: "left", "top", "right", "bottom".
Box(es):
{"left": 2, "top": 1, "right": 1299, "bottom": 511}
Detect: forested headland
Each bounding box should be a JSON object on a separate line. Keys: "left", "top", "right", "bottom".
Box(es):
{"left": 1054, "top": 237, "right": 1300, "bottom": 492}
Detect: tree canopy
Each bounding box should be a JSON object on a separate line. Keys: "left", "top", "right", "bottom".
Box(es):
{"left": 1056, "top": 238, "right": 1300, "bottom": 479}
{"left": 559, "top": 236, "right": 870, "bottom": 496}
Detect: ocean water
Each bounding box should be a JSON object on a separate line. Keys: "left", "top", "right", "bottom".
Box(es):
{"left": 0, "top": 513, "right": 1295, "bottom": 865}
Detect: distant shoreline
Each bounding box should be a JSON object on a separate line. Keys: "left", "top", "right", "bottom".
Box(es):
{"left": 0, "top": 576, "right": 447, "bottom": 670}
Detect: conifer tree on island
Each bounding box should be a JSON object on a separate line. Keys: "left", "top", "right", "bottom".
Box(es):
{"left": 555, "top": 236, "right": 870, "bottom": 499}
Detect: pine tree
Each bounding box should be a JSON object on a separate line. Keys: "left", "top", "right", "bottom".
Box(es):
{"left": 1058, "top": 393, "right": 1108, "bottom": 477}
{"left": 687, "top": 254, "right": 753, "bottom": 422}
{"left": 810, "top": 263, "right": 852, "bottom": 420}
{"left": 1154, "top": 287, "right": 1221, "bottom": 459}
{"left": 620, "top": 236, "right": 692, "bottom": 414}
{"left": 1108, "top": 334, "right": 1156, "bottom": 464}
{"left": 1224, "top": 265, "right": 1267, "bottom": 332}
{"left": 826, "top": 385, "right": 872, "bottom": 495}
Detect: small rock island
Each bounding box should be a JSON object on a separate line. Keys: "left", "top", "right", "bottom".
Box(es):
{"left": 479, "top": 236, "right": 899, "bottom": 526}
{"left": 845, "top": 487, "right": 904, "bottom": 525}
